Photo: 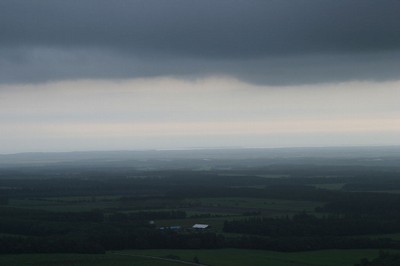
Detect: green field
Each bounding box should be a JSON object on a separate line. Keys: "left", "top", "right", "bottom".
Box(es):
{"left": 185, "top": 197, "right": 321, "bottom": 215}
{"left": 8, "top": 197, "right": 184, "bottom": 212}
{"left": 311, "top": 183, "right": 345, "bottom": 190}
{"left": 114, "top": 249, "right": 386, "bottom": 266}
{"left": 0, "top": 253, "right": 184, "bottom": 266}
{"left": 8, "top": 198, "right": 120, "bottom": 212}
{"left": 0, "top": 249, "right": 388, "bottom": 266}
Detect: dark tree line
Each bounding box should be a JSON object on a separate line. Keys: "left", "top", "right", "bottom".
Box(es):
{"left": 355, "top": 251, "right": 400, "bottom": 266}
{"left": 317, "top": 193, "right": 400, "bottom": 217}
{"left": 0, "top": 231, "right": 223, "bottom": 254}
{"left": 108, "top": 210, "right": 186, "bottom": 222}
{"left": 224, "top": 212, "right": 400, "bottom": 237}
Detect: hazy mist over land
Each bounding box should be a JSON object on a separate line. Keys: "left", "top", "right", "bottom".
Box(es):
{"left": 1, "top": 0, "right": 399, "bottom": 153}
{"left": 1, "top": 146, "right": 400, "bottom": 170}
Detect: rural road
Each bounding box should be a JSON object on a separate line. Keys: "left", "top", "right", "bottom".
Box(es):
{"left": 111, "top": 252, "right": 208, "bottom": 266}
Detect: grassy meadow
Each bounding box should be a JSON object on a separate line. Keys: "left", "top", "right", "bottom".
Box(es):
{"left": 0, "top": 249, "right": 388, "bottom": 266}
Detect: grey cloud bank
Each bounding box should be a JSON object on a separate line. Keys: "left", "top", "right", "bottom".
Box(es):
{"left": 1, "top": 0, "right": 400, "bottom": 85}
{"left": 2, "top": 48, "right": 400, "bottom": 85}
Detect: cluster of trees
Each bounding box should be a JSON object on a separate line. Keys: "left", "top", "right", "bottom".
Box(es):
{"left": 356, "top": 251, "right": 400, "bottom": 266}
{"left": 0, "top": 197, "right": 8, "bottom": 205}
{"left": 168, "top": 185, "right": 340, "bottom": 202}
{"left": 0, "top": 231, "right": 223, "bottom": 254}
{"left": 0, "top": 208, "right": 103, "bottom": 236}
{"left": 3, "top": 229, "right": 400, "bottom": 254}
{"left": 108, "top": 210, "right": 186, "bottom": 222}
{"left": 0, "top": 235, "right": 105, "bottom": 254}
{"left": 0, "top": 206, "right": 218, "bottom": 253}
{"left": 223, "top": 212, "right": 400, "bottom": 237}
{"left": 344, "top": 182, "right": 400, "bottom": 191}
{"left": 317, "top": 193, "right": 400, "bottom": 217}
{"left": 0, "top": 208, "right": 188, "bottom": 237}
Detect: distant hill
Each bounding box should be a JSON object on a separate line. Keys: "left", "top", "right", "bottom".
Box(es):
{"left": 1, "top": 146, "right": 400, "bottom": 169}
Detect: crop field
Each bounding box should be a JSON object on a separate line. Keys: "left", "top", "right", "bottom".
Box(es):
{"left": 8, "top": 197, "right": 185, "bottom": 212}
{"left": 9, "top": 198, "right": 119, "bottom": 212}
{"left": 0, "top": 249, "right": 391, "bottom": 266}
{"left": 0, "top": 253, "right": 183, "bottom": 266}
{"left": 114, "top": 249, "right": 389, "bottom": 266}
{"left": 311, "top": 183, "right": 345, "bottom": 190}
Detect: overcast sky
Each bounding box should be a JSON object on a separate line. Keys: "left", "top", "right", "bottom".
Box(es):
{"left": 1, "top": 0, "right": 399, "bottom": 153}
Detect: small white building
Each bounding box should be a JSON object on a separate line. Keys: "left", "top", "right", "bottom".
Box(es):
{"left": 192, "top": 224, "right": 209, "bottom": 229}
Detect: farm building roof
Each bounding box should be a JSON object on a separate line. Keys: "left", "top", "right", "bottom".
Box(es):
{"left": 192, "top": 224, "right": 209, "bottom": 229}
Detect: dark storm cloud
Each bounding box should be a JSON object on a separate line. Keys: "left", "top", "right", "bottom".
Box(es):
{"left": 1, "top": 0, "right": 400, "bottom": 84}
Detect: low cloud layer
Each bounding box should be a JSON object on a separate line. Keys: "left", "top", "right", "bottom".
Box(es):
{"left": 1, "top": 0, "right": 400, "bottom": 85}
{"left": 1, "top": 78, "right": 399, "bottom": 153}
